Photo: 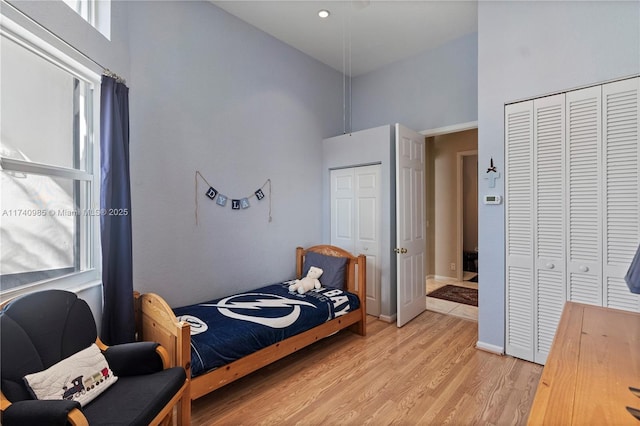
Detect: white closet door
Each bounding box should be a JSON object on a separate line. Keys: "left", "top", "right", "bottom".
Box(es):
{"left": 505, "top": 100, "right": 535, "bottom": 361}
{"left": 566, "top": 86, "right": 602, "bottom": 306}
{"left": 354, "top": 165, "right": 381, "bottom": 317}
{"left": 506, "top": 77, "right": 640, "bottom": 365}
{"left": 330, "top": 165, "right": 382, "bottom": 316}
{"left": 533, "top": 94, "right": 566, "bottom": 364}
{"left": 330, "top": 168, "right": 356, "bottom": 254}
{"left": 602, "top": 77, "right": 640, "bottom": 312}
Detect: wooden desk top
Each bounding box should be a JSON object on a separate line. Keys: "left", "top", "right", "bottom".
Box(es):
{"left": 528, "top": 302, "right": 640, "bottom": 425}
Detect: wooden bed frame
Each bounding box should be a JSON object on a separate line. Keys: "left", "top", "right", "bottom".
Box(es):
{"left": 134, "top": 245, "right": 367, "bottom": 410}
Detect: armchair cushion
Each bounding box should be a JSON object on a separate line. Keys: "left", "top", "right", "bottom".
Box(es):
{"left": 23, "top": 343, "right": 117, "bottom": 407}
{"left": 103, "top": 342, "right": 163, "bottom": 376}
{"left": 3, "top": 399, "right": 81, "bottom": 426}
{"left": 82, "top": 366, "right": 186, "bottom": 426}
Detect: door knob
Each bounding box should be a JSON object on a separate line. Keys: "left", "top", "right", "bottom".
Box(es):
{"left": 545, "top": 263, "right": 555, "bottom": 269}
{"left": 579, "top": 265, "right": 589, "bottom": 272}
{"left": 394, "top": 248, "right": 408, "bottom": 254}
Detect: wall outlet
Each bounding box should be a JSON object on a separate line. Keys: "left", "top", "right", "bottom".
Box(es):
{"left": 450, "top": 263, "right": 456, "bottom": 271}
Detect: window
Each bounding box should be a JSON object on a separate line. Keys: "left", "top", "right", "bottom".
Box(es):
{"left": 62, "top": 0, "right": 111, "bottom": 40}
{"left": 62, "top": 0, "right": 94, "bottom": 26}
{"left": 0, "top": 16, "right": 101, "bottom": 297}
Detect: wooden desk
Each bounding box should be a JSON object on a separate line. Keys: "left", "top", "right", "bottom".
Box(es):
{"left": 528, "top": 302, "right": 640, "bottom": 425}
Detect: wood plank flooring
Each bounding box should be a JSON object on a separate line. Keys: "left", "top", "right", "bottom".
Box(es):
{"left": 191, "top": 312, "right": 542, "bottom": 425}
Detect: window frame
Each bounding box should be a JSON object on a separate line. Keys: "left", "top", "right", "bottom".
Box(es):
{"left": 0, "top": 14, "right": 102, "bottom": 300}
{"left": 62, "top": 0, "right": 95, "bottom": 26}
{"left": 61, "top": 0, "right": 111, "bottom": 40}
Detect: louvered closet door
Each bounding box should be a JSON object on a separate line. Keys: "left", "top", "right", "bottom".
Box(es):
{"left": 505, "top": 101, "right": 535, "bottom": 362}
{"left": 566, "top": 86, "right": 602, "bottom": 306}
{"left": 602, "top": 77, "right": 640, "bottom": 312}
{"left": 533, "top": 94, "right": 566, "bottom": 364}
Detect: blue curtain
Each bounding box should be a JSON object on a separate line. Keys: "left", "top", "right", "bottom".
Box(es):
{"left": 100, "top": 75, "right": 135, "bottom": 345}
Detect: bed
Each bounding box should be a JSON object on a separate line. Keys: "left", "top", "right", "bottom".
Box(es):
{"left": 134, "top": 245, "right": 366, "bottom": 408}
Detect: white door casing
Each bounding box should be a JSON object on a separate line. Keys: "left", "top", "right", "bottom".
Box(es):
{"left": 330, "top": 165, "right": 382, "bottom": 316}
{"left": 395, "top": 124, "right": 426, "bottom": 327}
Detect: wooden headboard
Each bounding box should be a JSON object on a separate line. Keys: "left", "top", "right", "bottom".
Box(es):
{"left": 296, "top": 245, "right": 366, "bottom": 301}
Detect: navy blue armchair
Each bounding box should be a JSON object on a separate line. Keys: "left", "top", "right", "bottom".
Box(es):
{"left": 1, "top": 289, "right": 189, "bottom": 426}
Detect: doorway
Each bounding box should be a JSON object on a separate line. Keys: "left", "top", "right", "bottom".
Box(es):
{"left": 425, "top": 128, "right": 478, "bottom": 321}
{"left": 458, "top": 151, "right": 478, "bottom": 283}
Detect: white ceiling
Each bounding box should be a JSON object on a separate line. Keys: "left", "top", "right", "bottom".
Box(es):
{"left": 211, "top": 1, "right": 478, "bottom": 77}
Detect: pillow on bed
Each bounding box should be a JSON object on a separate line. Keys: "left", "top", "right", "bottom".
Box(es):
{"left": 303, "top": 251, "right": 348, "bottom": 290}
{"left": 23, "top": 343, "right": 117, "bottom": 407}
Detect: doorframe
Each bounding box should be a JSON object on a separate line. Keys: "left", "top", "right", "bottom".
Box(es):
{"left": 456, "top": 150, "right": 478, "bottom": 282}
{"left": 421, "top": 121, "right": 478, "bottom": 283}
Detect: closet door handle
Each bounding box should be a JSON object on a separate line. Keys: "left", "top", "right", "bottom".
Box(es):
{"left": 545, "top": 263, "right": 555, "bottom": 270}
{"left": 579, "top": 265, "right": 589, "bottom": 272}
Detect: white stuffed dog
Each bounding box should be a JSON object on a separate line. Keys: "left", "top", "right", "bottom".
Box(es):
{"left": 289, "top": 266, "right": 323, "bottom": 294}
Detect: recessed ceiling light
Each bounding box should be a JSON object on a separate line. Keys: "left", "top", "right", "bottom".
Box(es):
{"left": 318, "top": 9, "right": 330, "bottom": 19}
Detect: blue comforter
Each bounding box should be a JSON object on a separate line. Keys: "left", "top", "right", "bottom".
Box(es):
{"left": 173, "top": 282, "right": 360, "bottom": 377}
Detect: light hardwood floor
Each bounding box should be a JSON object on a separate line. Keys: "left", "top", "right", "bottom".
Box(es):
{"left": 191, "top": 312, "right": 542, "bottom": 425}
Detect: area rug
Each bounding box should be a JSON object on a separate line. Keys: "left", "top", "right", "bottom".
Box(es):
{"left": 427, "top": 285, "right": 478, "bottom": 307}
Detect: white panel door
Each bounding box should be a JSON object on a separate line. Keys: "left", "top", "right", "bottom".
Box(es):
{"left": 330, "top": 168, "right": 355, "bottom": 254}
{"left": 330, "top": 165, "right": 382, "bottom": 316}
{"left": 505, "top": 100, "right": 535, "bottom": 361}
{"left": 533, "top": 93, "right": 566, "bottom": 364}
{"left": 566, "top": 86, "right": 602, "bottom": 306}
{"left": 395, "top": 124, "right": 426, "bottom": 327}
{"left": 354, "top": 166, "right": 381, "bottom": 317}
{"left": 602, "top": 77, "right": 640, "bottom": 312}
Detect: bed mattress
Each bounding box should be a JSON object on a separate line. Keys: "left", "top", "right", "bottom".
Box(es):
{"left": 173, "top": 282, "right": 360, "bottom": 377}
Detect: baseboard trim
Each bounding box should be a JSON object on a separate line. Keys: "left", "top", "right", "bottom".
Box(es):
{"left": 379, "top": 314, "right": 397, "bottom": 324}
{"left": 432, "top": 274, "right": 457, "bottom": 281}
{"left": 475, "top": 341, "right": 504, "bottom": 355}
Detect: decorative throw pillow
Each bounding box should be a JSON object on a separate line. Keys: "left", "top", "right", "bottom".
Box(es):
{"left": 303, "top": 251, "right": 348, "bottom": 290}
{"left": 24, "top": 343, "right": 118, "bottom": 407}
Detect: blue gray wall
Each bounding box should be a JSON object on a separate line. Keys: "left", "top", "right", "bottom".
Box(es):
{"left": 477, "top": 0, "right": 640, "bottom": 352}
{"left": 126, "top": 1, "right": 345, "bottom": 307}
{"left": 352, "top": 32, "right": 478, "bottom": 133}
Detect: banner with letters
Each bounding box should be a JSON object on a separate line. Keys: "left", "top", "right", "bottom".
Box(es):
{"left": 195, "top": 171, "right": 271, "bottom": 224}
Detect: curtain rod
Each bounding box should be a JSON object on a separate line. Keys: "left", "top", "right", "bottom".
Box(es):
{"left": 3, "top": 0, "right": 126, "bottom": 84}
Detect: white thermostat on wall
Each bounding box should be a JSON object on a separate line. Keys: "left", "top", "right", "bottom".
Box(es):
{"left": 483, "top": 195, "right": 502, "bottom": 205}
